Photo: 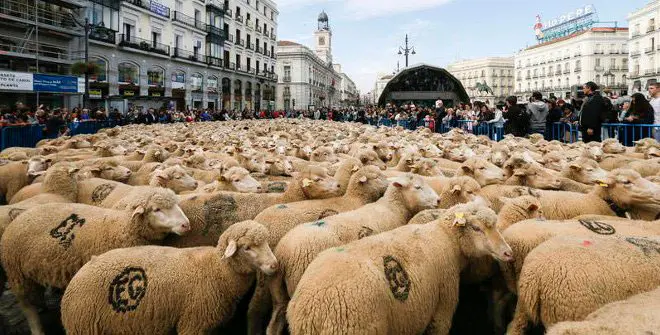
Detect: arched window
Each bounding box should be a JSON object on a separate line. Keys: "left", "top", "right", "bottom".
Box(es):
{"left": 595, "top": 74, "right": 601, "bottom": 84}
{"left": 171, "top": 70, "right": 185, "bottom": 89}
{"left": 90, "top": 58, "right": 107, "bottom": 82}
{"left": 234, "top": 79, "right": 242, "bottom": 95}
{"left": 191, "top": 73, "right": 203, "bottom": 92}
{"left": 207, "top": 76, "right": 218, "bottom": 93}
{"left": 118, "top": 62, "right": 139, "bottom": 84}
{"left": 147, "top": 66, "right": 164, "bottom": 87}
{"left": 222, "top": 78, "right": 231, "bottom": 94}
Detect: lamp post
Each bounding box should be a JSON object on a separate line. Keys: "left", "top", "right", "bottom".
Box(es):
{"left": 398, "top": 34, "right": 416, "bottom": 68}
{"left": 68, "top": 14, "right": 93, "bottom": 109}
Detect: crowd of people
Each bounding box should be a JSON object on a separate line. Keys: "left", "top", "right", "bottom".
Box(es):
{"left": 1, "top": 81, "right": 658, "bottom": 144}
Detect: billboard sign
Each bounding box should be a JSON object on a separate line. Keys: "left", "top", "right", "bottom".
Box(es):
{"left": 535, "top": 5, "right": 597, "bottom": 43}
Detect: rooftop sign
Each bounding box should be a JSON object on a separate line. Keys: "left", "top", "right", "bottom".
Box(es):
{"left": 534, "top": 5, "right": 598, "bottom": 43}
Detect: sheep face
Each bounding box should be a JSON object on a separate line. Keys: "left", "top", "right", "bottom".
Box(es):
{"left": 221, "top": 167, "right": 262, "bottom": 193}
{"left": 497, "top": 196, "right": 544, "bottom": 228}
{"left": 299, "top": 167, "right": 341, "bottom": 199}
{"left": 372, "top": 143, "right": 394, "bottom": 162}
{"left": 600, "top": 169, "right": 660, "bottom": 207}
{"left": 410, "top": 158, "right": 443, "bottom": 177}
{"left": 143, "top": 203, "right": 190, "bottom": 236}
{"left": 266, "top": 157, "right": 294, "bottom": 177}
{"left": 446, "top": 177, "right": 484, "bottom": 205}
{"left": 490, "top": 147, "right": 510, "bottom": 167}
{"left": 26, "top": 157, "right": 52, "bottom": 178}
{"left": 220, "top": 221, "right": 278, "bottom": 275}
{"left": 356, "top": 149, "right": 387, "bottom": 171}
{"left": 582, "top": 145, "right": 604, "bottom": 162}
{"left": 541, "top": 153, "right": 567, "bottom": 172}
{"left": 645, "top": 145, "right": 660, "bottom": 159}
{"left": 241, "top": 153, "right": 269, "bottom": 174}
{"left": 101, "top": 164, "right": 132, "bottom": 182}
{"left": 311, "top": 147, "right": 339, "bottom": 164}
{"left": 391, "top": 174, "right": 440, "bottom": 213}
{"left": 602, "top": 140, "right": 626, "bottom": 154}
{"left": 352, "top": 166, "right": 389, "bottom": 198}
{"left": 152, "top": 166, "right": 198, "bottom": 193}
{"left": 564, "top": 158, "right": 608, "bottom": 185}
{"left": 450, "top": 206, "right": 514, "bottom": 263}
{"left": 444, "top": 146, "right": 475, "bottom": 162}
{"left": 511, "top": 166, "right": 562, "bottom": 190}
{"left": 459, "top": 158, "right": 506, "bottom": 187}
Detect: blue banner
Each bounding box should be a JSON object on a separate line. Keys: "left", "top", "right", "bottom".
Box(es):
{"left": 150, "top": 1, "right": 169, "bottom": 17}
{"left": 33, "top": 74, "right": 79, "bottom": 93}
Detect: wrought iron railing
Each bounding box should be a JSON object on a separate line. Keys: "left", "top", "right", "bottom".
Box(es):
{"left": 119, "top": 34, "right": 170, "bottom": 56}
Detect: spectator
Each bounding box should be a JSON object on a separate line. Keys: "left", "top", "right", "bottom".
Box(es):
{"left": 526, "top": 91, "right": 549, "bottom": 136}
{"left": 545, "top": 99, "right": 562, "bottom": 140}
{"left": 621, "top": 93, "right": 655, "bottom": 146}
{"left": 45, "top": 109, "right": 66, "bottom": 138}
{"left": 579, "top": 81, "right": 605, "bottom": 143}
{"left": 503, "top": 96, "right": 529, "bottom": 137}
{"left": 648, "top": 82, "right": 660, "bottom": 141}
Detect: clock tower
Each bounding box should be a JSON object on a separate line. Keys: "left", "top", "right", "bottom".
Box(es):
{"left": 315, "top": 10, "right": 332, "bottom": 64}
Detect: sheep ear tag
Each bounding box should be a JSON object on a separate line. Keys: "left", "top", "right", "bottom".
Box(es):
{"left": 302, "top": 178, "right": 313, "bottom": 188}
{"left": 453, "top": 212, "right": 467, "bottom": 227}
{"left": 352, "top": 165, "right": 360, "bottom": 172}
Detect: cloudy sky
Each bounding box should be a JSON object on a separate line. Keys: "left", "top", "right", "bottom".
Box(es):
{"left": 275, "top": 0, "right": 649, "bottom": 93}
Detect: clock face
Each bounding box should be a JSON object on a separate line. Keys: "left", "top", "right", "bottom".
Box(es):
{"left": 319, "top": 37, "right": 325, "bottom": 45}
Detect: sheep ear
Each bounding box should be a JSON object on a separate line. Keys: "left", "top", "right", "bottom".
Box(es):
{"left": 131, "top": 206, "right": 145, "bottom": 219}
{"left": 513, "top": 170, "right": 526, "bottom": 177}
{"left": 451, "top": 184, "right": 462, "bottom": 194}
{"left": 569, "top": 164, "right": 582, "bottom": 171}
{"left": 219, "top": 175, "right": 227, "bottom": 182}
{"left": 359, "top": 176, "right": 368, "bottom": 183}
{"left": 223, "top": 240, "right": 237, "bottom": 259}
{"left": 392, "top": 179, "right": 407, "bottom": 188}
{"left": 461, "top": 165, "right": 473, "bottom": 173}
{"left": 68, "top": 167, "right": 80, "bottom": 174}
{"left": 302, "top": 178, "right": 313, "bottom": 188}
{"left": 527, "top": 203, "right": 539, "bottom": 212}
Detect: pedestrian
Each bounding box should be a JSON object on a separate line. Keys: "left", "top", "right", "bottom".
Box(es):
{"left": 578, "top": 81, "right": 605, "bottom": 143}
{"left": 503, "top": 96, "right": 529, "bottom": 137}
{"left": 648, "top": 82, "right": 660, "bottom": 141}
{"left": 526, "top": 92, "right": 549, "bottom": 137}
{"left": 621, "top": 93, "right": 655, "bottom": 146}
{"left": 545, "top": 99, "right": 562, "bottom": 140}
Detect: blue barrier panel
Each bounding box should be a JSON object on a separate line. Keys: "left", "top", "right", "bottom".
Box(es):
{"left": 601, "top": 123, "right": 659, "bottom": 146}
{"left": 1, "top": 125, "right": 45, "bottom": 150}
{"left": 552, "top": 122, "right": 579, "bottom": 143}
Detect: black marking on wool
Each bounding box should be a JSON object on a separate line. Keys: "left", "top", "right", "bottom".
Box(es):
{"left": 318, "top": 209, "right": 338, "bottom": 220}
{"left": 108, "top": 267, "right": 148, "bottom": 313}
{"left": 49, "top": 214, "right": 86, "bottom": 249}
{"left": 91, "top": 183, "right": 116, "bottom": 203}
{"left": 578, "top": 220, "right": 616, "bottom": 235}
{"left": 625, "top": 237, "right": 660, "bottom": 256}
{"left": 202, "top": 194, "right": 238, "bottom": 236}
{"left": 383, "top": 255, "right": 411, "bottom": 301}
{"left": 357, "top": 226, "right": 374, "bottom": 239}
{"left": 268, "top": 182, "right": 287, "bottom": 193}
{"left": 8, "top": 208, "right": 25, "bottom": 221}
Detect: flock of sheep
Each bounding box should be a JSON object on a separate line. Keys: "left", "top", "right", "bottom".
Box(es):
{"left": 0, "top": 119, "right": 658, "bottom": 335}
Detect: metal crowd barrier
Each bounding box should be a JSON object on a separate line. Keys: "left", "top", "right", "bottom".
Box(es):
{"left": 551, "top": 122, "right": 659, "bottom": 145}
{"left": 1, "top": 121, "right": 123, "bottom": 150}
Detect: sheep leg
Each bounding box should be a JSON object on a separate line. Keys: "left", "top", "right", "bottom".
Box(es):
{"left": 266, "top": 272, "right": 289, "bottom": 335}
{"left": 247, "top": 272, "right": 272, "bottom": 335}
{"left": 15, "top": 294, "right": 44, "bottom": 335}
{"left": 505, "top": 301, "right": 528, "bottom": 335}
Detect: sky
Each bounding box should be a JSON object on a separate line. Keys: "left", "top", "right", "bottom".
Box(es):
{"left": 275, "top": 0, "right": 650, "bottom": 94}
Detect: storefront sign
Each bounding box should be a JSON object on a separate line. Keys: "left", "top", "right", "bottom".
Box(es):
{"left": 207, "top": 77, "right": 218, "bottom": 93}
{"left": 89, "top": 89, "right": 103, "bottom": 99}
{"left": 123, "top": 90, "right": 135, "bottom": 96}
{"left": 150, "top": 91, "right": 162, "bottom": 97}
{"left": 78, "top": 77, "right": 85, "bottom": 93}
{"left": 33, "top": 74, "right": 80, "bottom": 93}
{"left": 171, "top": 72, "right": 185, "bottom": 89}
{"left": 0, "top": 71, "right": 33, "bottom": 91}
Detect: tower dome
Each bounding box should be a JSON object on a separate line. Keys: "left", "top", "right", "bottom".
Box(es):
{"left": 318, "top": 10, "right": 328, "bottom": 22}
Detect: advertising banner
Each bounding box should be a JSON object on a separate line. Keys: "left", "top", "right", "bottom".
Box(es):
{"left": 0, "top": 71, "right": 33, "bottom": 91}
{"left": 33, "top": 74, "right": 79, "bottom": 93}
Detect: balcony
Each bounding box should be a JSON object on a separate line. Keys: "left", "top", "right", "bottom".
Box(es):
{"left": 647, "top": 25, "right": 656, "bottom": 33}
{"left": 122, "top": 0, "right": 170, "bottom": 18}
{"left": 645, "top": 68, "right": 655, "bottom": 75}
{"left": 525, "top": 75, "right": 531, "bottom": 80}
{"left": 631, "top": 50, "right": 641, "bottom": 57}
{"left": 0, "top": 0, "right": 81, "bottom": 34}
{"left": 563, "top": 55, "right": 570, "bottom": 60}
{"left": 206, "top": 55, "right": 223, "bottom": 68}
{"left": 256, "top": 26, "right": 262, "bottom": 34}
{"left": 224, "top": 8, "right": 232, "bottom": 17}
{"left": 0, "top": 32, "right": 73, "bottom": 63}
{"left": 119, "top": 34, "right": 170, "bottom": 56}
{"left": 563, "top": 70, "right": 570, "bottom": 74}
{"left": 594, "top": 66, "right": 604, "bottom": 72}
{"left": 622, "top": 65, "right": 629, "bottom": 71}
{"left": 206, "top": 25, "right": 226, "bottom": 44}
{"left": 235, "top": 14, "right": 243, "bottom": 24}
{"left": 205, "top": 0, "right": 225, "bottom": 15}
{"left": 248, "top": 68, "right": 256, "bottom": 75}
{"left": 532, "top": 74, "right": 538, "bottom": 79}
{"left": 245, "top": 19, "right": 253, "bottom": 29}
{"left": 632, "top": 31, "right": 641, "bottom": 38}
{"left": 89, "top": 26, "right": 116, "bottom": 44}
{"left": 283, "top": 76, "right": 291, "bottom": 82}
{"left": 555, "top": 70, "right": 562, "bottom": 75}
{"left": 264, "top": 30, "right": 270, "bottom": 38}
{"left": 226, "top": 34, "right": 234, "bottom": 43}
{"left": 573, "top": 52, "right": 582, "bottom": 57}
{"left": 247, "top": 43, "right": 254, "bottom": 50}
{"left": 173, "top": 11, "right": 205, "bottom": 31}
{"left": 236, "top": 38, "right": 245, "bottom": 48}
{"left": 574, "top": 67, "right": 582, "bottom": 73}
{"left": 228, "top": 62, "right": 236, "bottom": 70}
{"left": 172, "top": 47, "right": 203, "bottom": 63}
{"left": 646, "top": 46, "right": 655, "bottom": 54}
{"left": 630, "top": 71, "right": 640, "bottom": 78}
{"left": 257, "top": 46, "right": 263, "bottom": 54}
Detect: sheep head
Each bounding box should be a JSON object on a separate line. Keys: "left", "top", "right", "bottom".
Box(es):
{"left": 389, "top": 174, "right": 440, "bottom": 214}
{"left": 219, "top": 167, "right": 262, "bottom": 193}
{"left": 150, "top": 165, "right": 198, "bottom": 193}
{"left": 347, "top": 165, "right": 388, "bottom": 201}
{"left": 295, "top": 166, "right": 341, "bottom": 199}
{"left": 598, "top": 169, "right": 660, "bottom": 208}
{"left": 217, "top": 220, "right": 278, "bottom": 276}
{"left": 131, "top": 188, "right": 190, "bottom": 237}
{"left": 562, "top": 158, "right": 608, "bottom": 185}
{"left": 458, "top": 157, "right": 506, "bottom": 187}
{"left": 354, "top": 148, "right": 387, "bottom": 171}
{"left": 497, "top": 196, "right": 544, "bottom": 231}
{"left": 507, "top": 165, "right": 562, "bottom": 190}
{"left": 26, "top": 157, "right": 52, "bottom": 178}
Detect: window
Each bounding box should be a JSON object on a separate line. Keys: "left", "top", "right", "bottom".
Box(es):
{"left": 174, "top": 34, "right": 182, "bottom": 49}
{"left": 90, "top": 58, "right": 107, "bottom": 82}
{"left": 118, "top": 62, "right": 138, "bottom": 84}
{"left": 194, "top": 9, "right": 201, "bottom": 22}
{"left": 151, "top": 31, "right": 160, "bottom": 47}
{"left": 246, "top": 57, "right": 251, "bottom": 71}
{"left": 191, "top": 73, "right": 203, "bottom": 92}
{"left": 256, "top": 60, "right": 260, "bottom": 73}
{"left": 595, "top": 74, "right": 600, "bottom": 83}
{"left": 175, "top": 0, "right": 182, "bottom": 12}
{"left": 235, "top": 54, "right": 241, "bottom": 69}
{"left": 284, "top": 65, "right": 291, "bottom": 80}
{"left": 610, "top": 58, "right": 616, "bottom": 69}
{"left": 147, "top": 67, "right": 164, "bottom": 87}
{"left": 610, "top": 43, "right": 616, "bottom": 54}
{"left": 123, "top": 23, "right": 134, "bottom": 40}
{"left": 171, "top": 71, "right": 185, "bottom": 89}
{"left": 595, "top": 58, "right": 601, "bottom": 66}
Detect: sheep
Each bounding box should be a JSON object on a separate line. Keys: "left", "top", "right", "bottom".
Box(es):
{"left": 60, "top": 220, "right": 277, "bottom": 335}
{"left": 252, "top": 173, "right": 441, "bottom": 334}
{"left": 558, "top": 157, "right": 607, "bottom": 185}
{"left": 253, "top": 165, "right": 388, "bottom": 248}
{"left": 540, "top": 151, "right": 567, "bottom": 172}
{"left": 489, "top": 143, "right": 510, "bottom": 167}
{"left": 351, "top": 148, "right": 387, "bottom": 170}
{"left": 507, "top": 235, "right": 660, "bottom": 334}
{"left": 332, "top": 157, "right": 363, "bottom": 194}
{"left": 407, "top": 209, "right": 447, "bottom": 225}
{"left": 500, "top": 218, "right": 660, "bottom": 295}
{"left": 0, "top": 157, "right": 51, "bottom": 203}
{"left": 504, "top": 164, "right": 563, "bottom": 190}
{"left": 265, "top": 156, "right": 295, "bottom": 176}
{"left": 456, "top": 157, "right": 506, "bottom": 187}
{"left": 285, "top": 202, "right": 513, "bottom": 335}
{"left": 198, "top": 167, "right": 263, "bottom": 193}
{"left": 127, "top": 165, "right": 198, "bottom": 193}
{"left": 0, "top": 188, "right": 190, "bottom": 335}
{"left": 165, "top": 165, "right": 342, "bottom": 248}
{"left": 478, "top": 185, "right": 540, "bottom": 213}
{"left": 546, "top": 286, "right": 660, "bottom": 335}
{"left": 495, "top": 196, "right": 544, "bottom": 231}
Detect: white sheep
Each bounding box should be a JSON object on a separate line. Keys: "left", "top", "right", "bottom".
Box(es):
{"left": 60, "top": 220, "right": 277, "bottom": 335}
{"left": 0, "top": 188, "right": 190, "bottom": 335}
{"left": 286, "top": 202, "right": 513, "bottom": 335}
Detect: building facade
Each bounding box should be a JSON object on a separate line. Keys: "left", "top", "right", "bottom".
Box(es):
{"left": 514, "top": 27, "right": 629, "bottom": 100}
{"left": 628, "top": 0, "right": 660, "bottom": 93}
{"left": 275, "top": 11, "right": 356, "bottom": 111}
{"left": 0, "top": 0, "right": 87, "bottom": 109}
{"left": 333, "top": 64, "right": 357, "bottom": 106}
{"left": 373, "top": 73, "right": 393, "bottom": 103}
{"left": 446, "top": 57, "right": 515, "bottom": 103}
{"left": 82, "top": 0, "right": 278, "bottom": 113}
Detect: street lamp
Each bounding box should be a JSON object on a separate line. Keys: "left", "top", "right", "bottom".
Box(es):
{"left": 68, "top": 13, "right": 96, "bottom": 109}
{"left": 398, "top": 34, "right": 416, "bottom": 68}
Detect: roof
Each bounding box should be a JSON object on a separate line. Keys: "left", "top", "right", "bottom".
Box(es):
{"left": 318, "top": 11, "right": 328, "bottom": 22}
{"left": 525, "top": 27, "right": 629, "bottom": 51}
{"left": 377, "top": 63, "right": 469, "bottom": 106}
{"left": 277, "top": 41, "right": 301, "bottom": 47}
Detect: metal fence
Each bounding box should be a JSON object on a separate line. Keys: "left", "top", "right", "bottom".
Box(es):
{"left": 0, "top": 121, "right": 123, "bottom": 150}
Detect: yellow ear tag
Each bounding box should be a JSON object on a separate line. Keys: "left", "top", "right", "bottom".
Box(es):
{"left": 598, "top": 183, "right": 608, "bottom": 187}
{"left": 302, "top": 178, "right": 313, "bottom": 188}
{"left": 453, "top": 212, "right": 467, "bottom": 227}
{"left": 352, "top": 165, "right": 360, "bottom": 172}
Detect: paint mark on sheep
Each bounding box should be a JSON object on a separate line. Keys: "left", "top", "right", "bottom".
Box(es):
{"left": 268, "top": 182, "right": 287, "bottom": 193}
{"left": 91, "top": 183, "right": 116, "bottom": 204}
{"left": 358, "top": 226, "right": 374, "bottom": 240}
{"left": 383, "top": 255, "right": 411, "bottom": 302}
{"left": 108, "top": 267, "right": 148, "bottom": 313}
{"left": 202, "top": 194, "right": 238, "bottom": 236}
{"left": 277, "top": 204, "right": 287, "bottom": 209}
{"left": 49, "top": 214, "right": 86, "bottom": 250}
{"left": 582, "top": 240, "right": 592, "bottom": 247}
{"left": 7, "top": 208, "right": 25, "bottom": 221}
{"left": 312, "top": 220, "right": 326, "bottom": 227}
{"left": 625, "top": 237, "right": 660, "bottom": 257}
{"left": 578, "top": 220, "right": 616, "bottom": 235}
{"left": 318, "top": 209, "right": 338, "bottom": 220}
